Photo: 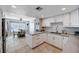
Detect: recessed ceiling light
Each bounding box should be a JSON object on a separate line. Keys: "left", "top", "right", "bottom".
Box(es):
{"left": 61, "top": 8, "right": 66, "bottom": 11}
{"left": 11, "top": 5, "right": 16, "bottom": 8}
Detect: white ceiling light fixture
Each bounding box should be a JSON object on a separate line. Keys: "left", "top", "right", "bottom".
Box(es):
{"left": 11, "top": 5, "right": 16, "bottom": 8}
{"left": 61, "top": 8, "right": 66, "bottom": 11}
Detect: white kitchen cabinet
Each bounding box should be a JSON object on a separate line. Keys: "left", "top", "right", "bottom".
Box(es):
{"left": 62, "top": 36, "right": 79, "bottom": 53}
{"left": 55, "top": 15, "right": 63, "bottom": 22}
{"left": 32, "top": 33, "right": 48, "bottom": 48}
{"left": 63, "top": 13, "right": 70, "bottom": 27}
{"left": 70, "top": 9, "right": 79, "bottom": 27}
{"left": 46, "top": 33, "right": 54, "bottom": 44}
{"left": 42, "top": 17, "right": 55, "bottom": 27}
{"left": 43, "top": 9, "right": 79, "bottom": 27}
{"left": 32, "top": 33, "right": 47, "bottom": 48}
{"left": 26, "top": 34, "right": 32, "bottom": 48}
{"left": 39, "top": 33, "right": 47, "bottom": 41}
{"left": 26, "top": 34, "right": 40, "bottom": 48}
{"left": 62, "top": 36, "right": 69, "bottom": 52}
{"left": 47, "top": 33, "right": 63, "bottom": 49}
{"left": 49, "top": 34, "right": 63, "bottom": 49}
{"left": 42, "top": 15, "right": 63, "bottom": 27}
{"left": 26, "top": 33, "right": 46, "bottom": 48}
{"left": 54, "top": 35, "right": 63, "bottom": 48}
{"left": 32, "top": 35, "right": 43, "bottom": 48}
{"left": 27, "top": 33, "right": 64, "bottom": 49}
{"left": 63, "top": 9, "right": 79, "bottom": 27}
{"left": 42, "top": 19, "right": 50, "bottom": 27}
{"left": 45, "top": 20, "right": 50, "bottom": 27}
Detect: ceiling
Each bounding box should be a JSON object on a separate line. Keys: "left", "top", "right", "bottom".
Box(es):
{"left": 0, "top": 5, "right": 78, "bottom": 18}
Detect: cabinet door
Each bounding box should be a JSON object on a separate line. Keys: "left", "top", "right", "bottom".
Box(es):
{"left": 63, "top": 13, "right": 70, "bottom": 27}
{"left": 46, "top": 34, "right": 54, "bottom": 44}
{"left": 26, "top": 34, "right": 32, "bottom": 48}
{"left": 48, "top": 34, "right": 57, "bottom": 46}
{"left": 53, "top": 35, "right": 63, "bottom": 49}
{"left": 32, "top": 34, "right": 44, "bottom": 48}
{"left": 46, "top": 34, "right": 52, "bottom": 43}
{"left": 70, "top": 9, "right": 79, "bottom": 27}
{"left": 44, "top": 19, "right": 50, "bottom": 27}
{"left": 53, "top": 36, "right": 58, "bottom": 47}
{"left": 56, "top": 15, "right": 63, "bottom": 22}
{"left": 40, "top": 33, "right": 47, "bottom": 41}
{"left": 57, "top": 36, "right": 63, "bottom": 48}
{"left": 32, "top": 35, "right": 39, "bottom": 47}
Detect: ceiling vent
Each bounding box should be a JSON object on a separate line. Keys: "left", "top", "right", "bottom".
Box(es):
{"left": 36, "top": 6, "right": 43, "bottom": 11}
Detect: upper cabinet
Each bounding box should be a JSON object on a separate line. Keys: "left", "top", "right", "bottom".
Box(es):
{"left": 42, "top": 15, "right": 63, "bottom": 27}
{"left": 45, "top": 19, "right": 51, "bottom": 27}
{"left": 42, "top": 8, "right": 79, "bottom": 27}
{"left": 63, "top": 13, "right": 70, "bottom": 27}
{"left": 42, "top": 18, "right": 55, "bottom": 27}
{"left": 63, "top": 8, "right": 79, "bottom": 27}
{"left": 70, "top": 9, "right": 79, "bottom": 27}
{"left": 55, "top": 15, "right": 63, "bottom": 22}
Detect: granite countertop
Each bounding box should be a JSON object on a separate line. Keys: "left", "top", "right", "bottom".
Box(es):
{"left": 29, "top": 31, "right": 70, "bottom": 37}
{"left": 30, "top": 32, "right": 43, "bottom": 36}
{"left": 49, "top": 32, "right": 69, "bottom": 37}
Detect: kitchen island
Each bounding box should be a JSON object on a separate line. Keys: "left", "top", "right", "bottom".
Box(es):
{"left": 26, "top": 32, "right": 69, "bottom": 50}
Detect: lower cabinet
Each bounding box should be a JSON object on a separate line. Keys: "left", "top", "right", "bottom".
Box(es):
{"left": 26, "top": 34, "right": 32, "bottom": 48}
{"left": 32, "top": 35, "right": 43, "bottom": 48}
{"left": 27, "top": 33, "right": 68, "bottom": 50}
{"left": 26, "top": 33, "right": 46, "bottom": 48}
{"left": 47, "top": 34, "right": 55, "bottom": 45}
{"left": 47, "top": 34, "right": 63, "bottom": 49}
{"left": 62, "top": 37, "right": 69, "bottom": 52}
{"left": 54, "top": 36, "right": 63, "bottom": 49}
{"left": 39, "top": 33, "right": 47, "bottom": 41}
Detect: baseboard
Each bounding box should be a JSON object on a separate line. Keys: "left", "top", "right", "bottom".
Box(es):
{"left": 32, "top": 41, "right": 63, "bottom": 51}
{"left": 32, "top": 42, "right": 45, "bottom": 49}
{"left": 44, "top": 42, "right": 63, "bottom": 51}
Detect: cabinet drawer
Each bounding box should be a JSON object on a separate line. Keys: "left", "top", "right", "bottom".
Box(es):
{"left": 32, "top": 39, "right": 43, "bottom": 48}
{"left": 33, "top": 37, "right": 41, "bottom": 42}
{"left": 39, "top": 34, "right": 47, "bottom": 38}
{"left": 46, "top": 36, "right": 55, "bottom": 45}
